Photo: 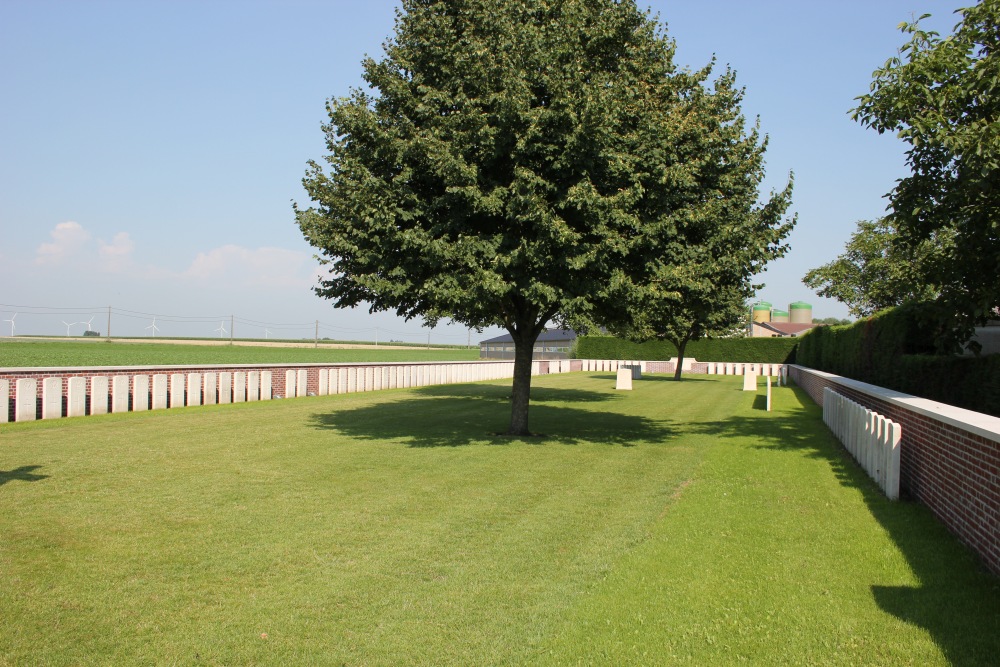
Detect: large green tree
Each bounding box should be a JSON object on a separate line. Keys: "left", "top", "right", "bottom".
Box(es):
{"left": 803, "top": 218, "right": 938, "bottom": 318}
{"left": 297, "top": 0, "right": 677, "bottom": 435}
{"left": 853, "top": 0, "right": 1000, "bottom": 347}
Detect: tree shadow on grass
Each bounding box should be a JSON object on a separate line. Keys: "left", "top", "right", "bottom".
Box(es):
{"left": 0, "top": 465, "right": 48, "bottom": 487}
{"left": 410, "top": 382, "right": 623, "bottom": 405}
{"left": 689, "top": 386, "right": 1000, "bottom": 666}
{"left": 309, "top": 383, "right": 675, "bottom": 448}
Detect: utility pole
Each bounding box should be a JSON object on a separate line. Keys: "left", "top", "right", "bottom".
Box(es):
{"left": 230, "top": 315, "right": 234, "bottom": 346}
{"left": 106, "top": 305, "right": 111, "bottom": 339}
{"left": 315, "top": 320, "right": 319, "bottom": 348}
{"left": 375, "top": 327, "right": 378, "bottom": 346}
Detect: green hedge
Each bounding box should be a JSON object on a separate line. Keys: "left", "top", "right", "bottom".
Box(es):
{"left": 576, "top": 336, "right": 798, "bottom": 363}
{"left": 796, "top": 304, "right": 1000, "bottom": 417}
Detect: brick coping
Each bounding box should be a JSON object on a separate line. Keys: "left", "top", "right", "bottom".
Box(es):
{"left": 792, "top": 364, "right": 1000, "bottom": 444}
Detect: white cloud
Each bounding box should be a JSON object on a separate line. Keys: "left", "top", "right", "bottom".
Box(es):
{"left": 183, "top": 244, "right": 315, "bottom": 288}
{"left": 97, "top": 232, "right": 135, "bottom": 272}
{"left": 35, "top": 221, "right": 91, "bottom": 264}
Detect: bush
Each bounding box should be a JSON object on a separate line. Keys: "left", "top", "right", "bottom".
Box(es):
{"left": 576, "top": 336, "right": 798, "bottom": 363}
{"left": 796, "top": 303, "right": 1000, "bottom": 417}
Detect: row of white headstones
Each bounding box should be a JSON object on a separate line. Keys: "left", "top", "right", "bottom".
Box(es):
{"left": 2, "top": 360, "right": 540, "bottom": 422}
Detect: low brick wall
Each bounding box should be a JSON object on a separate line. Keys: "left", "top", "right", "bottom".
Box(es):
{"left": 790, "top": 364, "right": 1000, "bottom": 575}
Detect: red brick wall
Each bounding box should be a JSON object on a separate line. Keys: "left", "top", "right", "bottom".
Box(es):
{"left": 790, "top": 365, "right": 1000, "bottom": 574}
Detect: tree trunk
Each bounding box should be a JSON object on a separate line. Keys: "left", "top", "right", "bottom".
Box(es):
{"left": 673, "top": 336, "right": 691, "bottom": 381}
{"left": 507, "top": 333, "right": 536, "bottom": 436}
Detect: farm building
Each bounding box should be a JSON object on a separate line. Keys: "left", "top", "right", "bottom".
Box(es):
{"left": 479, "top": 329, "right": 577, "bottom": 360}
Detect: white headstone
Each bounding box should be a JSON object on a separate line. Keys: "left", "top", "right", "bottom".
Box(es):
{"left": 247, "top": 371, "right": 260, "bottom": 401}
{"left": 766, "top": 376, "right": 772, "bottom": 411}
{"left": 234, "top": 372, "right": 247, "bottom": 403}
{"left": 260, "top": 371, "right": 272, "bottom": 400}
{"left": 68, "top": 377, "right": 87, "bottom": 417}
{"left": 152, "top": 374, "right": 168, "bottom": 409}
{"left": 615, "top": 368, "right": 633, "bottom": 390}
{"left": 203, "top": 373, "right": 217, "bottom": 405}
{"left": 0, "top": 379, "right": 7, "bottom": 423}
{"left": 169, "top": 374, "right": 184, "bottom": 409}
{"left": 218, "top": 372, "right": 232, "bottom": 403}
{"left": 186, "top": 373, "right": 202, "bottom": 407}
{"left": 42, "top": 377, "right": 62, "bottom": 419}
{"left": 296, "top": 369, "right": 307, "bottom": 397}
{"left": 284, "top": 370, "right": 296, "bottom": 398}
{"left": 16, "top": 378, "right": 37, "bottom": 421}
{"left": 133, "top": 375, "right": 149, "bottom": 412}
{"left": 742, "top": 372, "right": 757, "bottom": 392}
{"left": 91, "top": 376, "right": 109, "bottom": 415}
{"left": 113, "top": 375, "right": 131, "bottom": 412}
{"left": 318, "top": 368, "right": 329, "bottom": 396}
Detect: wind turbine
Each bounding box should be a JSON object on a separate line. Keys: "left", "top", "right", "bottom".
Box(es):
{"left": 62, "top": 321, "right": 81, "bottom": 336}
{"left": 84, "top": 316, "right": 95, "bottom": 333}
{"left": 4, "top": 313, "right": 16, "bottom": 337}
{"left": 145, "top": 318, "right": 160, "bottom": 337}
{"left": 215, "top": 321, "right": 228, "bottom": 338}
{"left": 264, "top": 328, "right": 272, "bottom": 339}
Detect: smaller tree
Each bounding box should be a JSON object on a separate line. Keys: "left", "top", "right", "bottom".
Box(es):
{"left": 802, "top": 218, "right": 937, "bottom": 318}
{"left": 609, "top": 65, "right": 795, "bottom": 378}
{"left": 853, "top": 0, "right": 1000, "bottom": 347}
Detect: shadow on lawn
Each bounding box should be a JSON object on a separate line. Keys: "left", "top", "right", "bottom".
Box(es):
{"left": 0, "top": 465, "right": 48, "bottom": 487}
{"left": 690, "top": 387, "right": 1000, "bottom": 666}
{"left": 309, "top": 382, "right": 675, "bottom": 448}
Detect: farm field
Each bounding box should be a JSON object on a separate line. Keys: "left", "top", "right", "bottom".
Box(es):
{"left": 0, "top": 339, "right": 479, "bottom": 368}
{"left": 1, "top": 374, "right": 998, "bottom": 665}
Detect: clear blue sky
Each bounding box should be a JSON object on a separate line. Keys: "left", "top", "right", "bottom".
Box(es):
{"left": 0, "top": 0, "right": 957, "bottom": 341}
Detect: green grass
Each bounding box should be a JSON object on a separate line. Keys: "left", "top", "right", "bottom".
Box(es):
{"left": 1, "top": 375, "right": 997, "bottom": 665}
{"left": 0, "top": 339, "right": 479, "bottom": 367}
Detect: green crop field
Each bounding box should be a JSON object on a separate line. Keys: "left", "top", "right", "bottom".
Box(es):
{"left": 1, "top": 374, "right": 997, "bottom": 665}
{"left": 0, "top": 339, "right": 479, "bottom": 368}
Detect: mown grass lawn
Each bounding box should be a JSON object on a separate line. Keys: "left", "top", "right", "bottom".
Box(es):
{"left": 1, "top": 374, "right": 997, "bottom": 665}
{"left": 0, "top": 339, "right": 479, "bottom": 367}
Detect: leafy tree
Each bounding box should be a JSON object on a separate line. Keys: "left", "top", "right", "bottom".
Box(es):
{"left": 853, "top": 0, "right": 1000, "bottom": 348}
{"left": 812, "top": 317, "right": 853, "bottom": 326}
{"left": 609, "top": 68, "right": 795, "bottom": 379}
{"left": 296, "top": 0, "right": 690, "bottom": 435}
{"left": 803, "top": 218, "right": 937, "bottom": 318}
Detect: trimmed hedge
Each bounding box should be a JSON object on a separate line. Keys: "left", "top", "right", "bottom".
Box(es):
{"left": 796, "top": 304, "right": 1000, "bottom": 417}
{"left": 576, "top": 336, "right": 798, "bottom": 363}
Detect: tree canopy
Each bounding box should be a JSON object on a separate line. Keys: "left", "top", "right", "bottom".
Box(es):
{"left": 296, "top": 0, "right": 794, "bottom": 430}
{"left": 605, "top": 66, "right": 795, "bottom": 378}
{"left": 802, "top": 218, "right": 937, "bottom": 318}
{"left": 853, "top": 0, "right": 1000, "bottom": 347}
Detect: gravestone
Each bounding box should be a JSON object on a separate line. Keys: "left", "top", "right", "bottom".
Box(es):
{"left": 186, "top": 374, "right": 202, "bottom": 407}
{"left": 615, "top": 368, "right": 633, "bottom": 390}
{"left": 133, "top": 375, "right": 149, "bottom": 411}
{"left": 260, "top": 371, "right": 273, "bottom": 400}
{"left": 91, "top": 376, "right": 110, "bottom": 415}
{"left": 152, "top": 374, "right": 168, "bottom": 409}
{"left": 203, "top": 373, "right": 217, "bottom": 405}
{"left": 742, "top": 372, "right": 757, "bottom": 392}
{"left": 113, "top": 375, "right": 131, "bottom": 412}
{"left": 42, "top": 377, "right": 62, "bottom": 419}
{"left": 248, "top": 371, "right": 260, "bottom": 401}
{"left": 16, "top": 378, "right": 37, "bottom": 421}
{"left": 169, "top": 374, "right": 184, "bottom": 409}
{"left": 219, "top": 372, "right": 233, "bottom": 403}
{"left": 68, "top": 377, "right": 87, "bottom": 416}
